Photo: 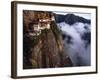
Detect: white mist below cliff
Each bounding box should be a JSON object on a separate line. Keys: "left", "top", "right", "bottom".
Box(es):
{"left": 57, "top": 22, "right": 91, "bottom": 66}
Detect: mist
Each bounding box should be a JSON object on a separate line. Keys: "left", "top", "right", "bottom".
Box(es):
{"left": 55, "top": 13, "right": 91, "bottom": 66}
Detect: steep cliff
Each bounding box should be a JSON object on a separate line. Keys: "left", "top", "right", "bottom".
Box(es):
{"left": 23, "top": 11, "right": 72, "bottom": 69}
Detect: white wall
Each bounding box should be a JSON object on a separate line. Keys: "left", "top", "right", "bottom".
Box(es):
{"left": 0, "top": 0, "right": 100, "bottom": 80}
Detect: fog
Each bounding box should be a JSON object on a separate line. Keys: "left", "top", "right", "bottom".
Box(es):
{"left": 57, "top": 21, "right": 91, "bottom": 66}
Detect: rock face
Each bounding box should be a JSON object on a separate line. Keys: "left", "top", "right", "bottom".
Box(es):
{"left": 23, "top": 11, "right": 72, "bottom": 69}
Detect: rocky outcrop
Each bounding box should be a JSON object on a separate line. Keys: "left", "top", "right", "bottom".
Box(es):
{"left": 23, "top": 11, "right": 72, "bottom": 69}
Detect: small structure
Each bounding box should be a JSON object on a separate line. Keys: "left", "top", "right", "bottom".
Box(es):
{"left": 29, "top": 11, "right": 55, "bottom": 36}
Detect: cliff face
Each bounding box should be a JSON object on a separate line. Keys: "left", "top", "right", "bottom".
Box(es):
{"left": 23, "top": 11, "right": 72, "bottom": 69}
